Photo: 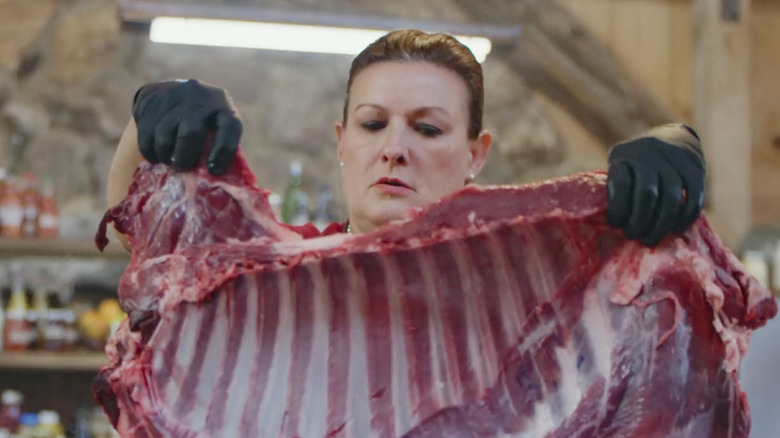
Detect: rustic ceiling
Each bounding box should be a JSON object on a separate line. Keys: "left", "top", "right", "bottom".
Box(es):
{"left": 121, "top": 0, "right": 676, "bottom": 145}
{"left": 0, "top": 0, "right": 671, "bottom": 225}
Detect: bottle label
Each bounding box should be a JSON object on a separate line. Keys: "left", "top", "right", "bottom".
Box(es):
{"left": 4, "top": 320, "right": 33, "bottom": 347}
{"left": 0, "top": 206, "right": 23, "bottom": 227}
{"left": 66, "top": 327, "right": 78, "bottom": 343}
{"left": 45, "top": 324, "right": 66, "bottom": 341}
{"left": 22, "top": 221, "right": 36, "bottom": 237}
{"left": 6, "top": 329, "right": 31, "bottom": 345}
{"left": 39, "top": 214, "right": 58, "bottom": 229}
{"left": 23, "top": 206, "right": 37, "bottom": 220}
{"left": 25, "top": 310, "right": 38, "bottom": 323}
{"left": 5, "top": 309, "right": 25, "bottom": 319}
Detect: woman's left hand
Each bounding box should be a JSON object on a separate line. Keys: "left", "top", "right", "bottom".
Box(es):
{"left": 606, "top": 123, "right": 705, "bottom": 247}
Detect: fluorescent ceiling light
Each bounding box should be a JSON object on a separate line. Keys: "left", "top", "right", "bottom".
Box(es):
{"left": 149, "top": 17, "right": 492, "bottom": 62}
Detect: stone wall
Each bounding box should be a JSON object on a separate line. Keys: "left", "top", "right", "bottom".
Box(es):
{"left": 0, "top": 0, "right": 608, "bottom": 232}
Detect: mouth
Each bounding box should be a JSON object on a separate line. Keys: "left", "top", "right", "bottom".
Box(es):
{"left": 373, "top": 177, "right": 414, "bottom": 191}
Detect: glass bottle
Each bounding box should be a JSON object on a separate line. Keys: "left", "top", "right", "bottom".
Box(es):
{"left": 0, "top": 177, "right": 23, "bottom": 238}
{"left": 281, "top": 160, "right": 303, "bottom": 224}
{"left": 37, "top": 176, "right": 58, "bottom": 239}
{"left": 312, "top": 184, "right": 334, "bottom": 231}
{"left": 20, "top": 172, "right": 39, "bottom": 238}
{"left": 0, "top": 390, "right": 22, "bottom": 434}
{"left": 4, "top": 265, "right": 32, "bottom": 351}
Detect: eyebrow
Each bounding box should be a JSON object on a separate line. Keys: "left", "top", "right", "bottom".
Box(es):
{"left": 354, "top": 103, "right": 452, "bottom": 117}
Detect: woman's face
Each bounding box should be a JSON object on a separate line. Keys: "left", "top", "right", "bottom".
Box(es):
{"left": 336, "top": 61, "right": 491, "bottom": 234}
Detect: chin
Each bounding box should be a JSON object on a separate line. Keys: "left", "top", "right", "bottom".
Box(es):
{"left": 366, "top": 198, "right": 422, "bottom": 228}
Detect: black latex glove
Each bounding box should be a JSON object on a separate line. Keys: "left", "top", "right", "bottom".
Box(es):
{"left": 607, "top": 123, "right": 706, "bottom": 247}
{"left": 132, "top": 79, "right": 242, "bottom": 175}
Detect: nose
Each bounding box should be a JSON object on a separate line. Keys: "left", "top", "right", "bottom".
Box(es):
{"left": 380, "top": 123, "right": 410, "bottom": 166}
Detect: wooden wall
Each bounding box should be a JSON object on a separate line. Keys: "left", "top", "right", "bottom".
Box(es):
{"left": 555, "top": 0, "right": 780, "bottom": 245}
{"left": 559, "top": 0, "right": 694, "bottom": 121}
{"left": 751, "top": 0, "right": 780, "bottom": 226}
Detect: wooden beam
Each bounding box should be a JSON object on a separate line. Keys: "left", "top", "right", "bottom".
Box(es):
{"left": 693, "top": 0, "right": 752, "bottom": 249}
{"left": 451, "top": 0, "right": 678, "bottom": 146}
{"left": 119, "top": 1, "right": 523, "bottom": 40}
{"left": 749, "top": 0, "right": 780, "bottom": 226}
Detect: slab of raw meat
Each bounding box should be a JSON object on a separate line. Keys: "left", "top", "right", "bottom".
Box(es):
{"left": 94, "top": 152, "right": 777, "bottom": 438}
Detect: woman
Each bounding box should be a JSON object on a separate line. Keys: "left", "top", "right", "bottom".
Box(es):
{"left": 109, "top": 29, "right": 705, "bottom": 247}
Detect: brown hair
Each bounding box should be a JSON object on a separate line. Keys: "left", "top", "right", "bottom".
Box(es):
{"left": 342, "top": 29, "right": 484, "bottom": 139}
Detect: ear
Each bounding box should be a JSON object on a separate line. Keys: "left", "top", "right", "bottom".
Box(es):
{"left": 467, "top": 129, "right": 492, "bottom": 177}
{"left": 335, "top": 121, "right": 345, "bottom": 163}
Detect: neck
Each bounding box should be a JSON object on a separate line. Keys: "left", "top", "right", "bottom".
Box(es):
{"left": 346, "top": 217, "right": 377, "bottom": 235}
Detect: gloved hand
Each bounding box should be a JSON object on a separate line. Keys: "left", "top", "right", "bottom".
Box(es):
{"left": 132, "top": 79, "right": 242, "bottom": 175}
{"left": 606, "top": 123, "right": 706, "bottom": 247}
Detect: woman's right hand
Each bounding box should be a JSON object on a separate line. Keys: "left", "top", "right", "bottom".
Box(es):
{"left": 133, "top": 79, "right": 243, "bottom": 175}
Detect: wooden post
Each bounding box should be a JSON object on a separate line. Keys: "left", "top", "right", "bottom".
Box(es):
{"left": 452, "top": 0, "right": 678, "bottom": 146}
{"left": 693, "top": 0, "right": 752, "bottom": 249}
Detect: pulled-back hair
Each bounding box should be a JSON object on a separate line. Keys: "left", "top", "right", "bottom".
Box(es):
{"left": 343, "top": 29, "right": 484, "bottom": 139}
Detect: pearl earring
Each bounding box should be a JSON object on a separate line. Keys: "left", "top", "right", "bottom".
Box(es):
{"left": 339, "top": 162, "right": 344, "bottom": 167}
{"left": 467, "top": 172, "right": 475, "bottom": 182}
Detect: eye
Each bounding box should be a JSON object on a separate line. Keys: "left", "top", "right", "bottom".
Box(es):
{"left": 361, "top": 121, "right": 386, "bottom": 131}
{"left": 416, "top": 123, "right": 442, "bottom": 137}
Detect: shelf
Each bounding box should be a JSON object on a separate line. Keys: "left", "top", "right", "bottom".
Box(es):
{"left": 0, "top": 351, "right": 108, "bottom": 371}
{"left": 0, "top": 238, "right": 129, "bottom": 259}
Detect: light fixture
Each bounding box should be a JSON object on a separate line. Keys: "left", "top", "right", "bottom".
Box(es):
{"left": 149, "top": 17, "right": 493, "bottom": 62}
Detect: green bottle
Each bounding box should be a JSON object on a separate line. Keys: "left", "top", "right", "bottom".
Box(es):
{"left": 281, "top": 160, "right": 303, "bottom": 224}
